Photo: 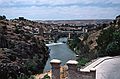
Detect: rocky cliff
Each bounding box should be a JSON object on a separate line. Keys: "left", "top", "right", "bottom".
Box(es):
{"left": 0, "top": 17, "right": 49, "bottom": 79}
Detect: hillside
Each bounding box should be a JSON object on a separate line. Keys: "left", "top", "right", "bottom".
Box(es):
{"left": 86, "top": 15, "right": 120, "bottom": 56}
{"left": 0, "top": 16, "right": 49, "bottom": 79}
{"left": 67, "top": 15, "right": 120, "bottom": 66}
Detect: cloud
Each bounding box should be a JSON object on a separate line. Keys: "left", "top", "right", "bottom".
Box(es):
{"left": 0, "top": 0, "right": 120, "bottom": 7}
{"left": 0, "top": 0, "right": 119, "bottom": 19}
{"left": 1, "top": 5, "right": 119, "bottom": 20}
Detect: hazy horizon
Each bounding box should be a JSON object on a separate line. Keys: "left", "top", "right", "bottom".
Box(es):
{"left": 6, "top": 17, "right": 115, "bottom": 21}
{"left": 34, "top": 18, "right": 113, "bottom": 21}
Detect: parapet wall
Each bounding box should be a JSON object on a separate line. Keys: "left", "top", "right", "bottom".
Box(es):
{"left": 50, "top": 59, "right": 96, "bottom": 79}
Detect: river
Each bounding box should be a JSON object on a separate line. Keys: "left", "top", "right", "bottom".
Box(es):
{"left": 44, "top": 38, "right": 76, "bottom": 71}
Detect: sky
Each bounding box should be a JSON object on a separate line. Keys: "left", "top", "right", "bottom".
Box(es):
{"left": 0, "top": 0, "right": 120, "bottom": 20}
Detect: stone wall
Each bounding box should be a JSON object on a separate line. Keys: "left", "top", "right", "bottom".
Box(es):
{"left": 50, "top": 59, "right": 96, "bottom": 79}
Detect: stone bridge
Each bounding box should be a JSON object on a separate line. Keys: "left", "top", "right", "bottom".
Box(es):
{"left": 43, "top": 30, "right": 85, "bottom": 42}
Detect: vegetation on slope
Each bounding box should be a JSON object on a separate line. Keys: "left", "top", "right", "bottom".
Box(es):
{"left": 96, "top": 15, "right": 120, "bottom": 56}
{"left": 68, "top": 15, "right": 120, "bottom": 66}
{"left": 0, "top": 16, "right": 49, "bottom": 79}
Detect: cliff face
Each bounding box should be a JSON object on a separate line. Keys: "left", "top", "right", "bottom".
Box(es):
{"left": 0, "top": 18, "right": 49, "bottom": 79}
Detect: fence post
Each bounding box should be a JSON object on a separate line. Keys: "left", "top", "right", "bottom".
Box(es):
{"left": 50, "top": 59, "right": 61, "bottom": 79}
{"left": 90, "top": 68, "right": 96, "bottom": 79}
{"left": 66, "top": 60, "right": 78, "bottom": 79}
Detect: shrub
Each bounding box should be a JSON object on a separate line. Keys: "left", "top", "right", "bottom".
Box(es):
{"left": 77, "top": 57, "right": 89, "bottom": 66}
{"left": 43, "top": 74, "right": 50, "bottom": 79}
{"left": 96, "top": 21, "right": 120, "bottom": 56}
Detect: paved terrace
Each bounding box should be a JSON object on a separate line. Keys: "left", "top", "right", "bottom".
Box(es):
{"left": 80, "top": 56, "right": 120, "bottom": 79}
{"left": 96, "top": 56, "right": 120, "bottom": 79}
{"left": 80, "top": 56, "right": 113, "bottom": 72}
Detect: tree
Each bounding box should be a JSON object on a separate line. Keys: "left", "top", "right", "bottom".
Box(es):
{"left": 2, "top": 15, "right": 6, "bottom": 20}
{"left": 0, "top": 15, "right": 6, "bottom": 20}
{"left": 19, "top": 17, "right": 25, "bottom": 20}
{"left": 106, "top": 41, "right": 120, "bottom": 56}
{"left": 96, "top": 21, "right": 120, "bottom": 56}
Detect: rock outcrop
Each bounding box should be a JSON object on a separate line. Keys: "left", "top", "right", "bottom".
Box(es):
{"left": 0, "top": 18, "right": 49, "bottom": 79}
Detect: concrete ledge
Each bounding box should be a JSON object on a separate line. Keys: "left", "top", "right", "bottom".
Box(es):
{"left": 80, "top": 56, "right": 113, "bottom": 72}
{"left": 66, "top": 60, "right": 78, "bottom": 65}
{"left": 50, "top": 59, "right": 61, "bottom": 64}
{"left": 90, "top": 68, "right": 96, "bottom": 71}
{"left": 80, "top": 69, "right": 90, "bottom": 72}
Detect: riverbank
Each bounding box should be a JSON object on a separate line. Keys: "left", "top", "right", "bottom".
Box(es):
{"left": 67, "top": 35, "right": 95, "bottom": 67}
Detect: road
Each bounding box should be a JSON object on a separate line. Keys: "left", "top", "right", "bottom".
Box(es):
{"left": 95, "top": 57, "right": 120, "bottom": 79}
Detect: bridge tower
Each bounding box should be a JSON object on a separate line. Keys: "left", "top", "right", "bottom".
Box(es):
{"left": 68, "top": 33, "right": 71, "bottom": 39}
